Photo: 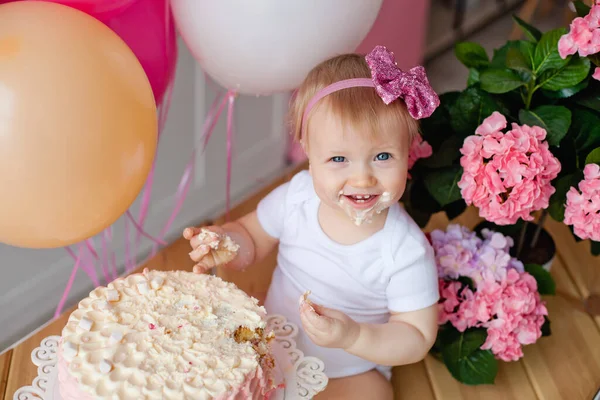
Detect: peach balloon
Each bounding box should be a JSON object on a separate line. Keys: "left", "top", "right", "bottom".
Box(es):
{"left": 0, "top": 2, "right": 157, "bottom": 248}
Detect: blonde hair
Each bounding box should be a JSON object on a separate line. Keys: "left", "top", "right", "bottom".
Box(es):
{"left": 289, "top": 53, "right": 420, "bottom": 146}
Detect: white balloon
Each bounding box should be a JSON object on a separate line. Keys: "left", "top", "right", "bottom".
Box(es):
{"left": 171, "top": 0, "right": 383, "bottom": 95}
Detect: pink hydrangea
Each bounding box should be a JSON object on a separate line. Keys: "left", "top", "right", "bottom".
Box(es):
{"left": 438, "top": 269, "right": 548, "bottom": 362}
{"left": 458, "top": 112, "right": 561, "bottom": 225}
{"left": 478, "top": 270, "right": 547, "bottom": 362}
{"left": 407, "top": 134, "right": 432, "bottom": 178}
{"left": 564, "top": 163, "right": 600, "bottom": 241}
{"left": 559, "top": 3, "right": 600, "bottom": 72}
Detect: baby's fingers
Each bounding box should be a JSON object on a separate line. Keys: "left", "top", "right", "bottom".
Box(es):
{"left": 183, "top": 227, "right": 202, "bottom": 240}
{"left": 193, "top": 263, "right": 214, "bottom": 274}
{"left": 300, "top": 302, "right": 330, "bottom": 332}
{"left": 190, "top": 229, "right": 221, "bottom": 249}
{"left": 189, "top": 245, "right": 210, "bottom": 262}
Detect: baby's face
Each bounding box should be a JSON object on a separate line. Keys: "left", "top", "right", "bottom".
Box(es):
{"left": 305, "top": 106, "right": 409, "bottom": 226}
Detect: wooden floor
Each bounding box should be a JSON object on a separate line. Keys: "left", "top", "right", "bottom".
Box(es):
{"left": 2, "top": 166, "right": 600, "bottom": 400}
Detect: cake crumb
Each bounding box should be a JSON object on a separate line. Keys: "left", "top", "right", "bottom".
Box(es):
{"left": 299, "top": 290, "right": 314, "bottom": 309}
{"left": 197, "top": 228, "right": 240, "bottom": 265}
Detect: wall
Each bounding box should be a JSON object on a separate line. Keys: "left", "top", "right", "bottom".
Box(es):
{"left": 357, "top": 0, "right": 431, "bottom": 68}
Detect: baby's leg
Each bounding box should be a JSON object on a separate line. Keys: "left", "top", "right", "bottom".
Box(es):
{"left": 314, "top": 369, "right": 393, "bottom": 400}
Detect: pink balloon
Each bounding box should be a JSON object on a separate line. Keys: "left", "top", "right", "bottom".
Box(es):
{"left": 31, "top": 0, "right": 177, "bottom": 106}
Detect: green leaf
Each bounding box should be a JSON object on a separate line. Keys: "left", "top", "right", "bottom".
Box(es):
{"left": 444, "top": 199, "right": 468, "bottom": 221}
{"left": 512, "top": 15, "right": 542, "bottom": 42}
{"left": 420, "top": 135, "right": 463, "bottom": 168}
{"left": 576, "top": 90, "right": 600, "bottom": 110}
{"left": 420, "top": 92, "right": 460, "bottom": 147}
{"left": 518, "top": 105, "right": 571, "bottom": 146}
{"left": 455, "top": 42, "right": 490, "bottom": 69}
{"left": 548, "top": 173, "right": 579, "bottom": 221}
{"left": 423, "top": 166, "right": 463, "bottom": 207}
{"left": 457, "top": 276, "right": 475, "bottom": 291}
{"left": 467, "top": 68, "right": 480, "bottom": 86}
{"left": 524, "top": 264, "right": 556, "bottom": 295}
{"left": 591, "top": 241, "right": 600, "bottom": 256}
{"left": 403, "top": 179, "right": 440, "bottom": 228}
{"left": 541, "top": 78, "right": 588, "bottom": 99}
{"left": 410, "top": 179, "right": 442, "bottom": 213}
{"left": 506, "top": 41, "right": 536, "bottom": 72}
{"left": 585, "top": 147, "right": 600, "bottom": 165}
{"left": 539, "top": 56, "right": 590, "bottom": 91}
{"left": 570, "top": 107, "right": 600, "bottom": 153}
{"left": 491, "top": 41, "right": 523, "bottom": 69}
{"left": 449, "top": 87, "right": 509, "bottom": 137}
{"left": 442, "top": 329, "right": 498, "bottom": 385}
{"left": 480, "top": 68, "right": 526, "bottom": 93}
{"left": 573, "top": 0, "right": 591, "bottom": 17}
{"left": 589, "top": 53, "right": 600, "bottom": 67}
{"left": 533, "top": 28, "right": 570, "bottom": 75}
{"left": 541, "top": 316, "right": 552, "bottom": 336}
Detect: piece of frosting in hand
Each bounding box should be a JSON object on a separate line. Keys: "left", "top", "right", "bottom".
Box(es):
{"left": 197, "top": 228, "right": 240, "bottom": 265}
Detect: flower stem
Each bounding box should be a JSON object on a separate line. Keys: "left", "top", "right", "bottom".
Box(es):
{"left": 530, "top": 210, "right": 549, "bottom": 248}
{"left": 524, "top": 82, "right": 536, "bottom": 110}
{"left": 516, "top": 220, "right": 529, "bottom": 258}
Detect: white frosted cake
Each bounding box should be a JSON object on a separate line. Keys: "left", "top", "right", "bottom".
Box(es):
{"left": 57, "top": 269, "right": 278, "bottom": 399}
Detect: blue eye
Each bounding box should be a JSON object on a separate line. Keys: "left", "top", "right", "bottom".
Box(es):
{"left": 330, "top": 156, "right": 346, "bottom": 163}
{"left": 376, "top": 152, "right": 391, "bottom": 161}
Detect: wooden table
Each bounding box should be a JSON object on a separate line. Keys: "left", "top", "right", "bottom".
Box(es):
{"left": 3, "top": 167, "right": 600, "bottom": 400}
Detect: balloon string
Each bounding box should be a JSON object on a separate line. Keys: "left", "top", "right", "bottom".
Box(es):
{"left": 149, "top": 90, "right": 228, "bottom": 259}
{"left": 66, "top": 245, "right": 99, "bottom": 287}
{"left": 126, "top": 210, "right": 167, "bottom": 246}
{"left": 225, "top": 91, "right": 237, "bottom": 220}
{"left": 108, "top": 226, "right": 118, "bottom": 280}
{"left": 55, "top": 244, "right": 84, "bottom": 319}
{"left": 85, "top": 238, "right": 111, "bottom": 285}
{"left": 101, "top": 229, "right": 115, "bottom": 281}
{"left": 124, "top": 212, "right": 135, "bottom": 273}
{"left": 133, "top": 79, "right": 175, "bottom": 258}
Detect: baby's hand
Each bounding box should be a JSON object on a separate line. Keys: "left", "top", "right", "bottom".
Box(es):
{"left": 298, "top": 291, "right": 360, "bottom": 350}
{"left": 183, "top": 226, "right": 240, "bottom": 273}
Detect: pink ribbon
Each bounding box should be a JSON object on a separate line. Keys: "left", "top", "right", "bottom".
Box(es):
{"left": 55, "top": 244, "right": 84, "bottom": 318}
{"left": 225, "top": 92, "right": 236, "bottom": 219}
{"left": 149, "top": 90, "right": 230, "bottom": 258}
{"left": 65, "top": 245, "right": 99, "bottom": 287}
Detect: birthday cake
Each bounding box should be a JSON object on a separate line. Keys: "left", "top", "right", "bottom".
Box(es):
{"left": 57, "top": 269, "right": 277, "bottom": 399}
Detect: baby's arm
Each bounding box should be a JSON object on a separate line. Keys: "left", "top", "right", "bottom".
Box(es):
{"left": 184, "top": 210, "right": 278, "bottom": 272}
{"left": 346, "top": 305, "right": 438, "bottom": 366}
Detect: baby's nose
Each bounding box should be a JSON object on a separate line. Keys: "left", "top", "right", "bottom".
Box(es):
{"left": 349, "top": 167, "right": 377, "bottom": 188}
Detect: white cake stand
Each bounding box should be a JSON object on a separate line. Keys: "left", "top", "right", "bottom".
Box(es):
{"left": 12, "top": 314, "right": 328, "bottom": 400}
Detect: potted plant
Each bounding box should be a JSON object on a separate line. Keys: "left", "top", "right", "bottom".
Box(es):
{"left": 404, "top": 1, "right": 600, "bottom": 273}
{"left": 427, "top": 224, "right": 555, "bottom": 385}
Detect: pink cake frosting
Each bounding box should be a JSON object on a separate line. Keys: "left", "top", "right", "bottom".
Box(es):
{"left": 57, "top": 270, "right": 279, "bottom": 399}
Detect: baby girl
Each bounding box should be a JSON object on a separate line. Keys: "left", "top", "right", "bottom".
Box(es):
{"left": 183, "top": 46, "right": 441, "bottom": 399}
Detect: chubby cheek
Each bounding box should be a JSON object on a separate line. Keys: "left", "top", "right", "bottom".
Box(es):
{"left": 311, "top": 171, "right": 343, "bottom": 203}
{"left": 384, "top": 170, "right": 408, "bottom": 202}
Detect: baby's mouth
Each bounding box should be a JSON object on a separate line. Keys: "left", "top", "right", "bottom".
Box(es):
{"left": 341, "top": 194, "right": 380, "bottom": 209}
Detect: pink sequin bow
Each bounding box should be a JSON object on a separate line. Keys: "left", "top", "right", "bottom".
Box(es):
{"left": 365, "top": 45, "right": 440, "bottom": 119}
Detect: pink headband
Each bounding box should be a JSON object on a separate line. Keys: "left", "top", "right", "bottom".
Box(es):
{"left": 301, "top": 45, "right": 440, "bottom": 137}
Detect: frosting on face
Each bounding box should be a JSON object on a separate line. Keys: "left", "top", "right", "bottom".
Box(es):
{"left": 337, "top": 191, "right": 393, "bottom": 226}
{"left": 59, "top": 270, "right": 270, "bottom": 399}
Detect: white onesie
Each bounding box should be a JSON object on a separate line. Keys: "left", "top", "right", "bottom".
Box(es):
{"left": 257, "top": 170, "right": 439, "bottom": 379}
